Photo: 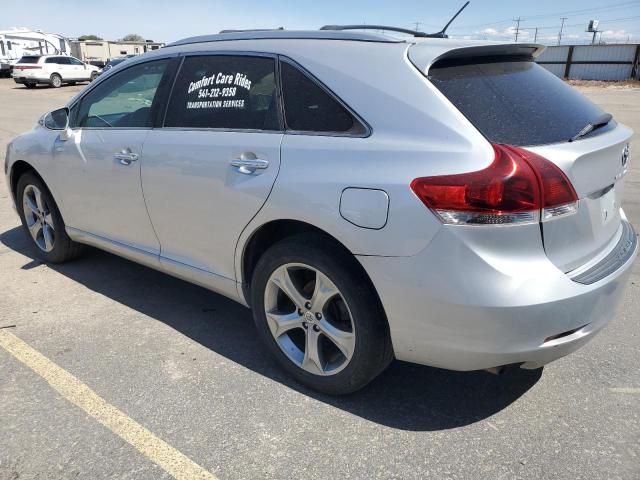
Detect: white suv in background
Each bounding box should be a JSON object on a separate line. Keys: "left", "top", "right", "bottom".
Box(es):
{"left": 12, "top": 55, "right": 100, "bottom": 88}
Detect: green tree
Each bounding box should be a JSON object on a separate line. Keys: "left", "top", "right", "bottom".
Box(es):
{"left": 121, "top": 34, "right": 146, "bottom": 42}
{"left": 78, "top": 34, "right": 103, "bottom": 41}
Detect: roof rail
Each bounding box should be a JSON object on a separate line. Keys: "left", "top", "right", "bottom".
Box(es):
{"left": 320, "top": 25, "right": 429, "bottom": 38}
{"left": 219, "top": 28, "right": 284, "bottom": 34}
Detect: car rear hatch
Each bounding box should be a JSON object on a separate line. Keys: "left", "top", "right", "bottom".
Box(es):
{"left": 13, "top": 56, "right": 42, "bottom": 73}
{"left": 409, "top": 42, "right": 634, "bottom": 274}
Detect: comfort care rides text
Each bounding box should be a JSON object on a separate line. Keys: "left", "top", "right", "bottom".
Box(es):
{"left": 188, "top": 72, "right": 252, "bottom": 94}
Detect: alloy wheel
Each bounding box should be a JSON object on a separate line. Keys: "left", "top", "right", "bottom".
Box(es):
{"left": 264, "top": 263, "right": 356, "bottom": 376}
{"left": 22, "top": 184, "right": 55, "bottom": 252}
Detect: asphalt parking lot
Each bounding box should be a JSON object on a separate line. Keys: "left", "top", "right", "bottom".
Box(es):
{"left": 0, "top": 77, "right": 639, "bottom": 480}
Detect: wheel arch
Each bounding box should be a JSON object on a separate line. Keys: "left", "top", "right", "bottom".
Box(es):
{"left": 239, "top": 219, "right": 387, "bottom": 319}
{"left": 9, "top": 160, "right": 67, "bottom": 223}
{"left": 9, "top": 160, "right": 42, "bottom": 203}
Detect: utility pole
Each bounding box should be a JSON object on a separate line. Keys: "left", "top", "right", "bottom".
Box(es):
{"left": 413, "top": 21, "right": 422, "bottom": 32}
{"left": 558, "top": 17, "right": 567, "bottom": 45}
{"left": 513, "top": 17, "right": 521, "bottom": 43}
{"left": 534, "top": 27, "right": 538, "bottom": 42}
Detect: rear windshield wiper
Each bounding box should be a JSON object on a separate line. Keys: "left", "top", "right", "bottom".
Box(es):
{"left": 569, "top": 113, "right": 613, "bottom": 142}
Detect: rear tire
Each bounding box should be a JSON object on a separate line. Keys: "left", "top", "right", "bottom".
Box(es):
{"left": 16, "top": 172, "right": 85, "bottom": 263}
{"left": 50, "top": 73, "right": 62, "bottom": 88}
{"left": 90, "top": 72, "right": 98, "bottom": 82}
{"left": 250, "top": 233, "right": 393, "bottom": 395}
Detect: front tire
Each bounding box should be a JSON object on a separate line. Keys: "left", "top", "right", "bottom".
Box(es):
{"left": 90, "top": 72, "right": 98, "bottom": 82}
{"left": 16, "top": 172, "right": 85, "bottom": 263}
{"left": 251, "top": 234, "right": 393, "bottom": 395}
{"left": 50, "top": 73, "right": 62, "bottom": 88}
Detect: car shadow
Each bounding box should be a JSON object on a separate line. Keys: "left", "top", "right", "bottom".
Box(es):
{"left": 1, "top": 225, "right": 542, "bottom": 431}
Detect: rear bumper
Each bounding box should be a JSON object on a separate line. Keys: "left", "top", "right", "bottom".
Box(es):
{"left": 13, "top": 76, "right": 49, "bottom": 85}
{"left": 359, "top": 219, "right": 637, "bottom": 371}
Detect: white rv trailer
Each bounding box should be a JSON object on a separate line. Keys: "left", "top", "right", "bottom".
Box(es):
{"left": 0, "top": 28, "right": 71, "bottom": 76}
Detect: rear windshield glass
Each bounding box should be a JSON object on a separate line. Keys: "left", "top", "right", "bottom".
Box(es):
{"left": 428, "top": 61, "right": 606, "bottom": 146}
{"left": 18, "top": 56, "right": 40, "bottom": 64}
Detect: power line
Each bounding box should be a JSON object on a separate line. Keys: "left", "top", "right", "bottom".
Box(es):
{"left": 453, "top": 1, "right": 640, "bottom": 29}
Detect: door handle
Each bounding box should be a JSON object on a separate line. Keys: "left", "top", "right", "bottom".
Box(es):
{"left": 114, "top": 150, "right": 139, "bottom": 166}
{"left": 230, "top": 153, "right": 269, "bottom": 174}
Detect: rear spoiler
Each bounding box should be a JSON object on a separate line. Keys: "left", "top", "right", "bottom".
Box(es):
{"left": 408, "top": 43, "right": 546, "bottom": 74}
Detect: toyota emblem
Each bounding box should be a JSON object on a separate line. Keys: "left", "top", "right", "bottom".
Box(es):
{"left": 622, "top": 144, "right": 629, "bottom": 169}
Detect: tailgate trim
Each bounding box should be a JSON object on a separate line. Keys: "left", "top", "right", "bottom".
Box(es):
{"left": 569, "top": 220, "right": 637, "bottom": 285}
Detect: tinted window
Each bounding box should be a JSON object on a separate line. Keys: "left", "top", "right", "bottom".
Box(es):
{"left": 429, "top": 61, "right": 606, "bottom": 146}
{"left": 165, "top": 55, "right": 279, "bottom": 130}
{"left": 69, "top": 57, "right": 84, "bottom": 65}
{"left": 76, "top": 59, "right": 169, "bottom": 128}
{"left": 18, "top": 56, "right": 40, "bottom": 64}
{"left": 280, "top": 62, "right": 356, "bottom": 133}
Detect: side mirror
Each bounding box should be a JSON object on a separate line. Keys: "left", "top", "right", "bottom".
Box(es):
{"left": 43, "top": 107, "right": 72, "bottom": 140}
{"left": 43, "top": 107, "right": 69, "bottom": 130}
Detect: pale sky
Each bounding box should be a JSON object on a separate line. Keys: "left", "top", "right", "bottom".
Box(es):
{"left": 2, "top": 0, "right": 639, "bottom": 45}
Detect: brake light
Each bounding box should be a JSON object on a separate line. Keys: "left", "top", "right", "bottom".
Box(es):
{"left": 410, "top": 144, "right": 578, "bottom": 225}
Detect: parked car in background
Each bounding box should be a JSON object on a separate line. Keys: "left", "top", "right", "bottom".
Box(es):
{"left": 4, "top": 30, "right": 638, "bottom": 394}
{"left": 98, "top": 55, "right": 134, "bottom": 75}
{"left": 12, "top": 54, "right": 100, "bottom": 88}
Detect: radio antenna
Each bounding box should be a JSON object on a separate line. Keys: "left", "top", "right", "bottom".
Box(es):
{"left": 428, "top": 1, "right": 470, "bottom": 38}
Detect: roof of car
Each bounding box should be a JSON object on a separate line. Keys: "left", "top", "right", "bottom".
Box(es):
{"left": 168, "top": 30, "right": 405, "bottom": 47}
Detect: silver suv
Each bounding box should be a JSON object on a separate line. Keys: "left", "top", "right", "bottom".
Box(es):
{"left": 4, "top": 30, "right": 637, "bottom": 394}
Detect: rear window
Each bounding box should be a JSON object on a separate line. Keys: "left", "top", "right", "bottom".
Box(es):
{"left": 428, "top": 60, "right": 606, "bottom": 146}
{"left": 18, "top": 56, "right": 41, "bottom": 64}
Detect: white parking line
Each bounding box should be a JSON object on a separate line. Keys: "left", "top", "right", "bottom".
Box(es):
{"left": 0, "top": 329, "right": 218, "bottom": 480}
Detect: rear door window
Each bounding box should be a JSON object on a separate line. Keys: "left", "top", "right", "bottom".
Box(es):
{"left": 280, "top": 61, "right": 363, "bottom": 134}
{"left": 428, "top": 60, "right": 606, "bottom": 146}
{"left": 164, "top": 55, "right": 279, "bottom": 131}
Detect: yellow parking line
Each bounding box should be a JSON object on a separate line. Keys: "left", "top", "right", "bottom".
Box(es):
{"left": 0, "top": 329, "right": 218, "bottom": 480}
{"left": 609, "top": 387, "right": 640, "bottom": 394}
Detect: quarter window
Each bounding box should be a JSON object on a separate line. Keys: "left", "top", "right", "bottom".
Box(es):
{"left": 75, "top": 59, "right": 170, "bottom": 128}
{"left": 164, "top": 55, "right": 279, "bottom": 131}
{"left": 69, "top": 57, "right": 84, "bottom": 65}
{"left": 280, "top": 61, "right": 360, "bottom": 134}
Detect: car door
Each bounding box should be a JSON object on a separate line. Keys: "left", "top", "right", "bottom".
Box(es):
{"left": 52, "top": 58, "right": 175, "bottom": 255}
{"left": 69, "top": 56, "right": 89, "bottom": 80}
{"left": 53, "top": 56, "right": 71, "bottom": 80}
{"left": 141, "top": 54, "right": 283, "bottom": 281}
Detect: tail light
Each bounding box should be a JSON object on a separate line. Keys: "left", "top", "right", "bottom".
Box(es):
{"left": 410, "top": 144, "right": 578, "bottom": 225}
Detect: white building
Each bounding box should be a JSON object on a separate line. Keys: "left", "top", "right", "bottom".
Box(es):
{"left": 70, "top": 39, "right": 165, "bottom": 67}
